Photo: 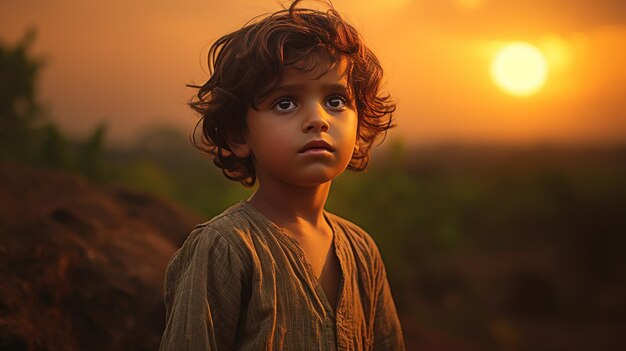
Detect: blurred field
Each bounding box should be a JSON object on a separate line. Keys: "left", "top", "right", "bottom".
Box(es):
{"left": 105, "top": 133, "right": 626, "bottom": 350}
{"left": 2, "top": 31, "right": 625, "bottom": 350}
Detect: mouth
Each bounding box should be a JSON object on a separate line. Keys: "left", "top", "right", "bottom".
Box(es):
{"left": 298, "top": 140, "right": 335, "bottom": 154}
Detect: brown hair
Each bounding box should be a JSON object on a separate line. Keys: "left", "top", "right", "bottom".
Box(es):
{"left": 189, "top": 0, "right": 396, "bottom": 187}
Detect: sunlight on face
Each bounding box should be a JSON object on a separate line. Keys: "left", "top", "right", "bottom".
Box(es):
{"left": 490, "top": 42, "right": 548, "bottom": 97}
{"left": 244, "top": 58, "right": 358, "bottom": 187}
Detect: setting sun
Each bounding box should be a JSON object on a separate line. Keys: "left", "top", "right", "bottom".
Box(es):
{"left": 491, "top": 42, "right": 548, "bottom": 97}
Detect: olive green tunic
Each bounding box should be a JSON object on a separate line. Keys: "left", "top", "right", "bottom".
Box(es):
{"left": 160, "top": 201, "right": 405, "bottom": 350}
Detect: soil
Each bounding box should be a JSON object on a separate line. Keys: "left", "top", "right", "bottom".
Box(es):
{"left": 0, "top": 162, "right": 201, "bottom": 351}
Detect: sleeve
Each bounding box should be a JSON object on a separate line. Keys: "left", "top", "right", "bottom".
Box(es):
{"left": 159, "top": 227, "right": 249, "bottom": 351}
{"left": 371, "top": 242, "right": 406, "bottom": 351}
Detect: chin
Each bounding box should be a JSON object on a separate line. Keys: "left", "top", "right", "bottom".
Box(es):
{"left": 292, "top": 175, "right": 332, "bottom": 187}
{"left": 294, "top": 166, "right": 348, "bottom": 187}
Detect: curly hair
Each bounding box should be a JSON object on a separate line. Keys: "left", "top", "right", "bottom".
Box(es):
{"left": 189, "top": 0, "right": 396, "bottom": 187}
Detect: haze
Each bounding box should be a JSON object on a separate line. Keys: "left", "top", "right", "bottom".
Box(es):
{"left": 1, "top": 0, "right": 624, "bottom": 146}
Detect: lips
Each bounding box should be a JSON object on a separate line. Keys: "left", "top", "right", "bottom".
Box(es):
{"left": 298, "top": 140, "right": 335, "bottom": 153}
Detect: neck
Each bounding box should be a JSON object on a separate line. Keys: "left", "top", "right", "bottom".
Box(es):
{"left": 247, "top": 177, "right": 331, "bottom": 231}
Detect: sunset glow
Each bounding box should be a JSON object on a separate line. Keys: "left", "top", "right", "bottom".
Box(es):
{"left": 1, "top": 1, "right": 625, "bottom": 145}
{"left": 490, "top": 42, "right": 548, "bottom": 97}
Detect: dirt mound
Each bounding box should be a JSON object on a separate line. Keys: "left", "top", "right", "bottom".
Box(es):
{"left": 0, "top": 162, "right": 201, "bottom": 351}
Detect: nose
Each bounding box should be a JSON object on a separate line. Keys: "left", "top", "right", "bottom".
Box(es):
{"left": 302, "top": 103, "right": 330, "bottom": 133}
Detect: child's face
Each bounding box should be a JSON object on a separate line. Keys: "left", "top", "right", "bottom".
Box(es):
{"left": 237, "top": 57, "right": 358, "bottom": 187}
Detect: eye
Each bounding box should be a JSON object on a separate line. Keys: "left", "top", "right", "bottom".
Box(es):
{"left": 325, "top": 95, "right": 347, "bottom": 110}
{"left": 272, "top": 98, "right": 297, "bottom": 112}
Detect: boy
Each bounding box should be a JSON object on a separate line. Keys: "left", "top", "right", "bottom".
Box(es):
{"left": 160, "top": 1, "right": 405, "bottom": 350}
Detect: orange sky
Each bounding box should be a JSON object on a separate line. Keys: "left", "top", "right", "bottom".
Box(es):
{"left": 1, "top": 0, "right": 625, "bottom": 146}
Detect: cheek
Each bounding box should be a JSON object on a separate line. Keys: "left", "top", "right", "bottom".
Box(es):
{"left": 247, "top": 113, "right": 275, "bottom": 146}
{"left": 332, "top": 113, "right": 358, "bottom": 162}
{"left": 344, "top": 114, "right": 359, "bottom": 145}
{"left": 247, "top": 122, "right": 295, "bottom": 158}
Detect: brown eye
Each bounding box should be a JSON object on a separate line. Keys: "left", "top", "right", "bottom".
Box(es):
{"left": 325, "top": 96, "right": 347, "bottom": 110}
{"left": 273, "top": 98, "right": 297, "bottom": 112}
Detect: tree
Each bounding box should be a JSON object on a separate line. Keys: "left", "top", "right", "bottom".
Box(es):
{"left": 0, "top": 29, "right": 45, "bottom": 160}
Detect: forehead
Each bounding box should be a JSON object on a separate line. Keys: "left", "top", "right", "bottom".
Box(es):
{"left": 278, "top": 56, "right": 350, "bottom": 87}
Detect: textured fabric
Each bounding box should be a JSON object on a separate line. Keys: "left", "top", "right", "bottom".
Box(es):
{"left": 160, "top": 201, "right": 405, "bottom": 351}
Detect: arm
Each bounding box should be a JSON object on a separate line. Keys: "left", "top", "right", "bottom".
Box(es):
{"left": 160, "top": 227, "right": 249, "bottom": 351}
{"left": 371, "top": 245, "right": 406, "bottom": 351}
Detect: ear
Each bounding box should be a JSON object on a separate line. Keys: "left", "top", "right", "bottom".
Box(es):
{"left": 225, "top": 133, "right": 251, "bottom": 158}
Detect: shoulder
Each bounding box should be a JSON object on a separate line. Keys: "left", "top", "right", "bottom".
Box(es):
{"left": 172, "top": 201, "right": 256, "bottom": 268}
{"left": 162, "top": 202, "right": 257, "bottom": 313}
